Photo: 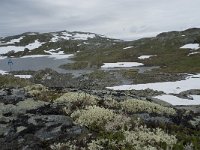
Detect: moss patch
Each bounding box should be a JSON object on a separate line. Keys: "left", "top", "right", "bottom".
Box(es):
{"left": 59, "top": 61, "right": 89, "bottom": 70}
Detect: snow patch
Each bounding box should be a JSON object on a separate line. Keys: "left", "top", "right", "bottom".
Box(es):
{"left": 138, "top": 55, "right": 156, "bottom": 60}
{"left": 50, "top": 32, "right": 95, "bottom": 42}
{"left": 107, "top": 74, "right": 200, "bottom": 94}
{"left": 83, "top": 42, "right": 89, "bottom": 45}
{"left": 0, "top": 40, "right": 44, "bottom": 54}
{"left": 6, "top": 36, "right": 24, "bottom": 44}
{"left": 61, "top": 32, "right": 72, "bottom": 38}
{"left": 21, "top": 55, "right": 47, "bottom": 58}
{"left": 188, "top": 52, "right": 200, "bottom": 56}
{"left": 44, "top": 49, "right": 64, "bottom": 55}
{"left": 14, "top": 75, "right": 32, "bottom": 79}
{"left": 0, "top": 70, "right": 8, "bottom": 75}
{"left": 180, "top": 43, "right": 200, "bottom": 50}
{"left": 51, "top": 32, "right": 72, "bottom": 42}
{"left": 123, "top": 46, "right": 133, "bottom": 50}
{"left": 21, "top": 54, "right": 74, "bottom": 60}
{"left": 107, "top": 74, "right": 200, "bottom": 105}
{"left": 51, "top": 34, "right": 60, "bottom": 42}
{"left": 154, "top": 95, "right": 200, "bottom": 106}
{"left": 73, "top": 33, "right": 95, "bottom": 40}
{"left": 101, "top": 62, "right": 144, "bottom": 68}
{"left": 51, "top": 33, "right": 70, "bottom": 42}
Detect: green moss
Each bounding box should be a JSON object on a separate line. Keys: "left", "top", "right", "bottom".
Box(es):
{"left": 99, "top": 131, "right": 125, "bottom": 141}
{"left": 59, "top": 61, "right": 89, "bottom": 70}
{"left": 35, "top": 90, "right": 62, "bottom": 102}
{"left": 87, "top": 70, "right": 111, "bottom": 80}
{"left": 0, "top": 75, "right": 31, "bottom": 88}
{"left": 119, "top": 69, "right": 138, "bottom": 79}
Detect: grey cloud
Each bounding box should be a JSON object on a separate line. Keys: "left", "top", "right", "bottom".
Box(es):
{"left": 0, "top": 0, "right": 200, "bottom": 40}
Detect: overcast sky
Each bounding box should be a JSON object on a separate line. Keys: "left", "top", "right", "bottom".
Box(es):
{"left": 1, "top": 0, "right": 200, "bottom": 40}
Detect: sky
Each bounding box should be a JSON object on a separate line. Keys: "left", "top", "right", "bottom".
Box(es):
{"left": 0, "top": 0, "right": 200, "bottom": 40}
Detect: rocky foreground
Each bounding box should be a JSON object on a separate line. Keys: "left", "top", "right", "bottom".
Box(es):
{"left": 0, "top": 83, "right": 199, "bottom": 150}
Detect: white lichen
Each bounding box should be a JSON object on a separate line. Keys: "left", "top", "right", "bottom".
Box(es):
{"left": 24, "top": 84, "right": 47, "bottom": 96}
{"left": 71, "top": 105, "right": 116, "bottom": 127}
{"left": 121, "top": 99, "right": 176, "bottom": 115}
{"left": 123, "top": 125, "right": 177, "bottom": 150}
{"left": 56, "top": 92, "right": 98, "bottom": 105}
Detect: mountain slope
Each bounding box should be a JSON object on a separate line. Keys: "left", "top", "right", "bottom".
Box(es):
{"left": 0, "top": 31, "right": 120, "bottom": 57}
{"left": 73, "top": 28, "right": 200, "bottom": 72}
{"left": 0, "top": 28, "right": 200, "bottom": 73}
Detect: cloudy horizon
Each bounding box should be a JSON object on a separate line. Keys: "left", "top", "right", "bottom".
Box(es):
{"left": 1, "top": 0, "right": 200, "bottom": 40}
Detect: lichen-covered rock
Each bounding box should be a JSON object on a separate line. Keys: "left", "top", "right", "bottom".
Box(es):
{"left": 0, "top": 99, "right": 48, "bottom": 116}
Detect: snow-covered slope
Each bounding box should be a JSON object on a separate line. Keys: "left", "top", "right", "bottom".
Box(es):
{"left": 0, "top": 31, "right": 118, "bottom": 56}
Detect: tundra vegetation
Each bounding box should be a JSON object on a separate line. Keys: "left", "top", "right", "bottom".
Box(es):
{"left": 1, "top": 28, "right": 200, "bottom": 149}
{"left": 23, "top": 85, "right": 199, "bottom": 150}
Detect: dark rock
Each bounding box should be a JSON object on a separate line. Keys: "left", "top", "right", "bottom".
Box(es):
{"left": 0, "top": 88, "right": 26, "bottom": 105}
{"left": 27, "top": 104, "right": 63, "bottom": 115}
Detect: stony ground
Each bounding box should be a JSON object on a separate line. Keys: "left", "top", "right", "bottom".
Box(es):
{"left": 0, "top": 83, "right": 199, "bottom": 149}
{"left": 0, "top": 88, "right": 88, "bottom": 150}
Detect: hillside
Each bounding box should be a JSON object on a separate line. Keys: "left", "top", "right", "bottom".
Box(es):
{"left": 1, "top": 28, "right": 200, "bottom": 73}
{"left": 0, "top": 31, "right": 119, "bottom": 57}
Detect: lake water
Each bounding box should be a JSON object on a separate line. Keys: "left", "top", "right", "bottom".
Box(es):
{"left": 0, "top": 57, "right": 94, "bottom": 77}
{"left": 0, "top": 57, "right": 159, "bottom": 76}
{"left": 0, "top": 57, "right": 72, "bottom": 73}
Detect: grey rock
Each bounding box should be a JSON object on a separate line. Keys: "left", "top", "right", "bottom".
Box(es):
{"left": 0, "top": 124, "right": 10, "bottom": 136}
{"left": 0, "top": 90, "right": 6, "bottom": 96}
{"left": 28, "top": 115, "right": 74, "bottom": 140}
{"left": 136, "top": 113, "right": 172, "bottom": 124}
{"left": 0, "top": 88, "right": 26, "bottom": 105}
{"left": 28, "top": 115, "right": 73, "bottom": 126}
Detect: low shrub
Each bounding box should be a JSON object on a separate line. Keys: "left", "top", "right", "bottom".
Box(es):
{"left": 124, "top": 126, "right": 177, "bottom": 150}
{"left": 24, "top": 84, "right": 47, "bottom": 97}
{"left": 121, "top": 99, "right": 176, "bottom": 116}
{"left": 56, "top": 92, "right": 98, "bottom": 105}
{"left": 56, "top": 92, "right": 99, "bottom": 114}
{"left": 71, "top": 106, "right": 115, "bottom": 128}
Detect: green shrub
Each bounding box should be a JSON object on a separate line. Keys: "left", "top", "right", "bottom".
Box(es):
{"left": 0, "top": 75, "right": 31, "bottom": 88}
{"left": 59, "top": 61, "right": 89, "bottom": 70}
